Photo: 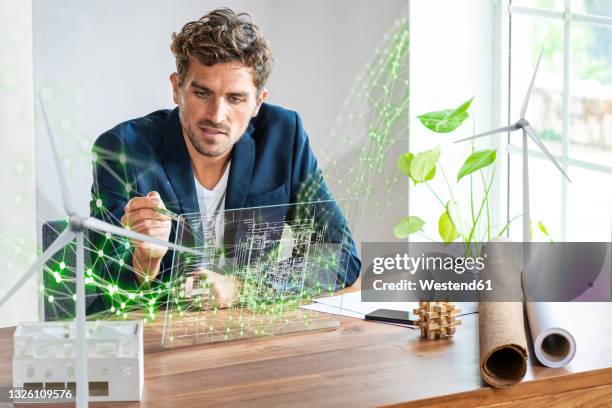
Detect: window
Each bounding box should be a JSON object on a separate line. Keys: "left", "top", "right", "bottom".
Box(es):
{"left": 507, "top": 0, "right": 612, "bottom": 241}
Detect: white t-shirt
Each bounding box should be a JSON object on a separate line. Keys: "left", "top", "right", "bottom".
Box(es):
{"left": 194, "top": 162, "right": 230, "bottom": 248}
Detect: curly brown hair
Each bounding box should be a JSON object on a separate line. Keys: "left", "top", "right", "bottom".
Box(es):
{"left": 170, "top": 8, "right": 274, "bottom": 92}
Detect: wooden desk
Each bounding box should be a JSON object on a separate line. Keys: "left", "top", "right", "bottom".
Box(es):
{"left": 1, "top": 303, "right": 611, "bottom": 407}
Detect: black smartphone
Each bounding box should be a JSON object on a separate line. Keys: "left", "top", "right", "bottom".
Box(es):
{"left": 364, "top": 309, "right": 418, "bottom": 325}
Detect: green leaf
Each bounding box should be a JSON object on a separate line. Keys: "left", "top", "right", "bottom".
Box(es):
{"left": 394, "top": 216, "right": 425, "bottom": 239}
{"left": 537, "top": 221, "right": 554, "bottom": 242}
{"left": 417, "top": 97, "right": 474, "bottom": 133}
{"left": 397, "top": 153, "right": 414, "bottom": 177}
{"left": 446, "top": 200, "right": 466, "bottom": 236}
{"left": 438, "top": 211, "right": 459, "bottom": 244}
{"left": 537, "top": 221, "right": 549, "bottom": 236}
{"left": 410, "top": 145, "right": 440, "bottom": 183}
{"left": 457, "top": 149, "right": 497, "bottom": 182}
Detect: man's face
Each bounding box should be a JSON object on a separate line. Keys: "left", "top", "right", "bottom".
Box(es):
{"left": 171, "top": 59, "right": 268, "bottom": 158}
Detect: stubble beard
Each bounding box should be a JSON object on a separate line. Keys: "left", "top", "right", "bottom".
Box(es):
{"left": 185, "top": 123, "right": 234, "bottom": 158}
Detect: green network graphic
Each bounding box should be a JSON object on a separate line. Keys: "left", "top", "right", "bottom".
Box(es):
{"left": 162, "top": 200, "right": 355, "bottom": 345}
{"left": 316, "top": 13, "right": 409, "bottom": 240}
{"left": 1, "top": 10, "right": 409, "bottom": 334}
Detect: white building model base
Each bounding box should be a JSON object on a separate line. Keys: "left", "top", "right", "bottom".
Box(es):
{"left": 13, "top": 320, "right": 144, "bottom": 402}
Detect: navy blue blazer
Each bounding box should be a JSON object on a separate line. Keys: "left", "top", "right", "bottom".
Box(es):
{"left": 90, "top": 102, "right": 360, "bottom": 298}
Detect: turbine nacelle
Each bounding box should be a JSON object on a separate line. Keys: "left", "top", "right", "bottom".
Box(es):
{"left": 515, "top": 118, "right": 530, "bottom": 129}
{"left": 69, "top": 213, "right": 87, "bottom": 232}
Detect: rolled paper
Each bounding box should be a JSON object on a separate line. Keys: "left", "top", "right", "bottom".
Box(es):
{"left": 479, "top": 239, "right": 528, "bottom": 387}
{"left": 525, "top": 302, "right": 576, "bottom": 368}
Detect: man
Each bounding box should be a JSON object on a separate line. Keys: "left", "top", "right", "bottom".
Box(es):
{"left": 90, "top": 8, "right": 360, "bottom": 310}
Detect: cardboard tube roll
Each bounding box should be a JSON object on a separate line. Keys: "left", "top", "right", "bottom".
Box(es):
{"left": 479, "top": 240, "right": 528, "bottom": 388}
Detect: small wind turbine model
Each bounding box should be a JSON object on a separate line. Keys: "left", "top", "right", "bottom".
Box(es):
{"left": 0, "top": 96, "right": 205, "bottom": 408}
{"left": 455, "top": 49, "right": 571, "bottom": 243}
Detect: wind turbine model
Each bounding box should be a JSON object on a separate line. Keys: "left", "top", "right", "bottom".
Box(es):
{"left": 0, "top": 96, "right": 206, "bottom": 407}
{"left": 455, "top": 49, "right": 571, "bottom": 243}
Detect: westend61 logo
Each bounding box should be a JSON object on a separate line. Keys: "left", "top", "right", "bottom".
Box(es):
{"left": 371, "top": 253, "right": 486, "bottom": 275}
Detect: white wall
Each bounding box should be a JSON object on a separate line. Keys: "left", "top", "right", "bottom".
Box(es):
{"left": 0, "top": 0, "right": 38, "bottom": 327}
{"left": 409, "top": 0, "right": 501, "bottom": 242}
{"left": 33, "top": 0, "right": 407, "bottom": 221}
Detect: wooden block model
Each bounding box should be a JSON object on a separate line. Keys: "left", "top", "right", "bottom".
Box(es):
{"left": 413, "top": 301, "right": 462, "bottom": 340}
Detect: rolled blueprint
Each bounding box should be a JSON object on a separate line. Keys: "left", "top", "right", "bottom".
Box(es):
{"left": 479, "top": 239, "right": 528, "bottom": 388}
{"left": 525, "top": 302, "right": 576, "bottom": 368}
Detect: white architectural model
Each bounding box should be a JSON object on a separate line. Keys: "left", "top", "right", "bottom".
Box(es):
{"left": 13, "top": 321, "right": 143, "bottom": 402}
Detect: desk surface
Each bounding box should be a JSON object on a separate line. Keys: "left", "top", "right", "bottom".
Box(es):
{"left": 1, "top": 303, "right": 612, "bottom": 407}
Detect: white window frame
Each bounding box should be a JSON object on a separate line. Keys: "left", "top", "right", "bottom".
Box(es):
{"left": 505, "top": 0, "right": 612, "bottom": 241}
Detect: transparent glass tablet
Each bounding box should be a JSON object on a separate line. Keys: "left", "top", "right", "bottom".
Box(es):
{"left": 161, "top": 199, "right": 357, "bottom": 348}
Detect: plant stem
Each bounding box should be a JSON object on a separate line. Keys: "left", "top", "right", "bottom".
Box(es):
{"left": 466, "top": 166, "right": 496, "bottom": 243}
{"left": 439, "top": 165, "right": 455, "bottom": 202}
{"left": 423, "top": 182, "right": 446, "bottom": 208}
{"left": 416, "top": 232, "right": 438, "bottom": 242}
{"left": 469, "top": 123, "right": 476, "bottom": 225}
{"left": 496, "top": 215, "right": 522, "bottom": 237}
{"left": 470, "top": 174, "right": 475, "bottom": 224}
{"left": 480, "top": 169, "right": 491, "bottom": 241}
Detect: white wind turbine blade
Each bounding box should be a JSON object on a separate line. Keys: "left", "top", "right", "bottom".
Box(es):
{"left": 38, "top": 95, "right": 74, "bottom": 215}
{"left": 524, "top": 125, "right": 571, "bottom": 182}
{"left": 83, "top": 217, "right": 205, "bottom": 258}
{"left": 454, "top": 124, "right": 518, "bottom": 143}
{"left": 520, "top": 49, "right": 544, "bottom": 119}
{"left": 0, "top": 229, "right": 75, "bottom": 307}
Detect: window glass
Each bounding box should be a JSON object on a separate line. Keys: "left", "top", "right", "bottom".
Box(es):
{"left": 508, "top": 153, "right": 562, "bottom": 241}
{"left": 566, "top": 166, "right": 612, "bottom": 241}
{"left": 510, "top": 14, "right": 564, "bottom": 156}
{"left": 569, "top": 23, "right": 612, "bottom": 167}
{"left": 572, "top": 0, "right": 612, "bottom": 17}
{"left": 511, "top": 0, "right": 564, "bottom": 10}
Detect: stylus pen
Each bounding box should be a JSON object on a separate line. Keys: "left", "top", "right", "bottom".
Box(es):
{"left": 153, "top": 207, "right": 179, "bottom": 221}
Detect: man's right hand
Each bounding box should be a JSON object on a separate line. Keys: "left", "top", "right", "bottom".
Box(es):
{"left": 121, "top": 191, "right": 172, "bottom": 282}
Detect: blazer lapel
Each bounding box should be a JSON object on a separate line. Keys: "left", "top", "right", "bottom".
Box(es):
{"left": 159, "top": 108, "right": 199, "bottom": 215}
{"left": 225, "top": 122, "right": 255, "bottom": 210}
